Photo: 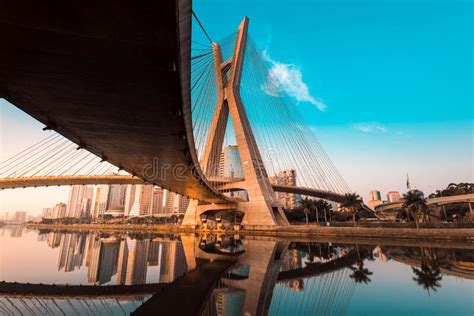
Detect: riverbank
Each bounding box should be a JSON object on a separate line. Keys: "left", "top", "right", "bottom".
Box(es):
{"left": 27, "top": 223, "right": 474, "bottom": 242}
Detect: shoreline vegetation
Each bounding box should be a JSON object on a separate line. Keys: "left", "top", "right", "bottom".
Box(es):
{"left": 26, "top": 223, "right": 474, "bottom": 242}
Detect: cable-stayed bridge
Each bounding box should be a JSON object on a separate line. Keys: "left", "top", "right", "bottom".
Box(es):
{"left": 0, "top": 0, "right": 351, "bottom": 226}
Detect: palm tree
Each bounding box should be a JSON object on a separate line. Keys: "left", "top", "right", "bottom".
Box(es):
{"left": 315, "top": 200, "right": 333, "bottom": 223}
{"left": 301, "top": 197, "right": 313, "bottom": 224}
{"left": 349, "top": 259, "right": 373, "bottom": 284}
{"left": 402, "top": 190, "right": 427, "bottom": 229}
{"left": 340, "top": 193, "right": 362, "bottom": 227}
{"left": 412, "top": 264, "right": 442, "bottom": 293}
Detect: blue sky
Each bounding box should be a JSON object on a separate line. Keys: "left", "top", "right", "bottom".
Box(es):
{"left": 1, "top": 0, "right": 472, "bottom": 213}
{"left": 192, "top": 0, "right": 473, "bottom": 198}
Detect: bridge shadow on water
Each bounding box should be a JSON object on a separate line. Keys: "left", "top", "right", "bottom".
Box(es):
{"left": 1, "top": 227, "right": 473, "bottom": 315}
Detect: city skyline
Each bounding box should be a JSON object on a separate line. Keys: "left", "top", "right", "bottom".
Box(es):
{"left": 1, "top": 0, "right": 472, "bottom": 214}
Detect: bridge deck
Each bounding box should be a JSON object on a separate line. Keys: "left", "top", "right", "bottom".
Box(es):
{"left": 0, "top": 281, "right": 165, "bottom": 298}
{"left": 0, "top": 0, "right": 225, "bottom": 203}
{"left": 132, "top": 260, "right": 234, "bottom": 315}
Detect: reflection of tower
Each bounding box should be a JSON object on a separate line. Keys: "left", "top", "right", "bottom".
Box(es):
{"left": 148, "top": 240, "right": 161, "bottom": 266}
{"left": 116, "top": 239, "right": 150, "bottom": 285}
{"left": 47, "top": 232, "right": 62, "bottom": 248}
{"left": 159, "top": 240, "right": 188, "bottom": 283}
{"left": 280, "top": 248, "right": 304, "bottom": 291}
{"left": 57, "top": 233, "right": 87, "bottom": 272}
{"left": 208, "top": 288, "right": 246, "bottom": 316}
{"left": 87, "top": 237, "right": 120, "bottom": 284}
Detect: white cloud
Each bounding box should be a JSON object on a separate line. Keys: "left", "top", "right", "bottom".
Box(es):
{"left": 352, "top": 123, "right": 388, "bottom": 133}
{"left": 261, "top": 50, "right": 327, "bottom": 111}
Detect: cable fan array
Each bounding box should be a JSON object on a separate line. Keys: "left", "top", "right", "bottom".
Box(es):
{"left": 0, "top": 133, "right": 126, "bottom": 179}
{"left": 189, "top": 32, "right": 350, "bottom": 195}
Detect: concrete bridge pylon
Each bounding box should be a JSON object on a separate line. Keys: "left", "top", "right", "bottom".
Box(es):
{"left": 182, "top": 17, "right": 289, "bottom": 227}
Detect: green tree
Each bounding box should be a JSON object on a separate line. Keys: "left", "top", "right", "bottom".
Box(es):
{"left": 350, "top": 259, "right": 373, "bottom": 284}
{"left": 340, "top": 193, "right": 362, "bottom": 227}
{"left": 402, "top": 190, "right": 427, "bottom": 229}
{"left": 301, "top": 197, "right": 313, "bottom": 224}
{"left": 314, "top": 200, "right": 333, "bottom": 223}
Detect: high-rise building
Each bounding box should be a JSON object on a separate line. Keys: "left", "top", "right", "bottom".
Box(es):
{"left": 52, "top": 203, "right": 67, "bottom": 219}
{"left": 387, "top": 191, "right": 402, "bottom": 203}
{"left": 152, "top": 187, "right": 165, "bottom": 215}
{"left": 164, "top": 191, "right": 189, "bottom": 214}
{"left": 13, "top": 211, "right": 27, "bottom": 223}
{"left": 269, "top": 169, "right": 297, "bottom": 209}
{"left": 369, "top": 190, "right": 382, "bottom": 201}
{"left": 42, "top": 207, "right": 53, "bottom": 219}
{"left": 67, "top": 185, "right": 93, "bottom": 218}
{"left": 124, "top": 184, "right": 137, "bottom": 216}
{"left": 107, "top": 184, "right": 127, "bottom": 211}
{"left": 219, "top": 145, "right": 244, "bottom": 178}
{"left": 368, "top": 189, "right": 384, "bottom": 210}
{"left": 92, "top": 185, "right": 110, "bottom": 218}
{"left": 129, "top": 184, "right": 154, "bottom": 217}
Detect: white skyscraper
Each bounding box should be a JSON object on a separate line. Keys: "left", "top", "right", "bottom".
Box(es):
{"left": 92, "top": 185, "right": 110, "bottom": 218}
{"left": 67, "top": 185, "right": 94, "bottom": 218}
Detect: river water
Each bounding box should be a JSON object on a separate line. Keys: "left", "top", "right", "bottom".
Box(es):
{"left": 0, "top": 226, "right": 472, "bottom": 315}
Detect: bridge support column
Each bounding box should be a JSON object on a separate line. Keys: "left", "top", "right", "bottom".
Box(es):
{"left": 182, "top": 17, "right": 288, "bottom": 228}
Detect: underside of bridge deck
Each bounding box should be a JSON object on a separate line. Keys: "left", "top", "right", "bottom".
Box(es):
{"left": 0, "top": 0, "right": 225, "bottom": 203}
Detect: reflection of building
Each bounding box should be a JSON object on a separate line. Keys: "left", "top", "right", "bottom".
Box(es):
{"left": 373, "top": 246, "right": 388, "bottom": 262}
{"left": 159, "top": 240, "right": 188, "bottom": 283}
{"left": 387, "top": 191, "right": 402, "bottom": 203}
{"left": 67, "top": 185, "right": 93, "bottom": 218}
{"left": 280, "top": 248, "right": 304, "bottom": 291}
{"left": 47, "top": 232, "right": 62, "bottom": 248}
{"left": 87, "top": 237, "right": 120, "bottom": 284}
{"left": 57, "top": 233, "right": 87, "bottom": 272}
{"left": 270, "top": 169, "right": 297, "bottom": 209}
{"left": 219, "top": 145, "right": 244, "bottom": 178}
{"left": 208, "top": 288, "right": 246, "bottom": 316}
{"left": 147, "top": 240, "right": 161, "bottom": 266}
{"left": 116, "top": 239, "right": 150, "bottom": 285}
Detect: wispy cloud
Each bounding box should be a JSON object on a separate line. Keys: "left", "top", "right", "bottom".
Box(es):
{"left": 261, "top": 50, "right": 327, "bottom": 111}
{"left": 352, "top": 122, "right": 388, "bottom": 133}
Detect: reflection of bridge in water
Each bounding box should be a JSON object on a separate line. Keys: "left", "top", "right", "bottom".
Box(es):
{"left": 3, "top": 228, "right": 474, "bottom": 315}
{"left": 1, "top": 228, "right": 372, "bottom": 315}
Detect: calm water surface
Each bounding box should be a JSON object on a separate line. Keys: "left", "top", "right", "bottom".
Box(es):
{"left": 0, "top": 226, "right": 473, "bottom": 315}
